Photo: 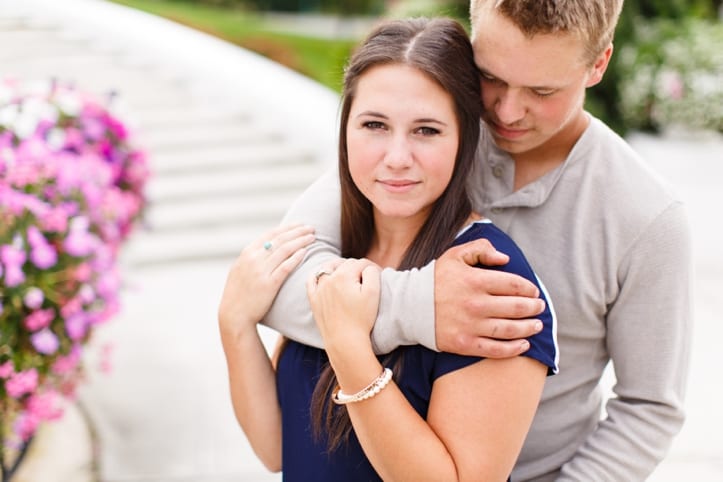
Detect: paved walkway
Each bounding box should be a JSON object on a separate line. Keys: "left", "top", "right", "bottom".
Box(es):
{"left": 2, "top": 0, "right": 722, "bottom": 481}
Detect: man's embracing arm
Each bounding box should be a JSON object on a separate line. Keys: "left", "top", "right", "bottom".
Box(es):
{"left": 264, "top": 168, "right": 542, "bottom": 356}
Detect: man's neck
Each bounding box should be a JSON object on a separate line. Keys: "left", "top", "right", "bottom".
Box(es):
{"left": 512, "top": 112, "right": 590, "bottom": 191}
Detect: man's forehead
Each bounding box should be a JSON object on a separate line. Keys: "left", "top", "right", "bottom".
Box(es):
{"left": 472, "top": 28, "right": 587, "bottom": 88}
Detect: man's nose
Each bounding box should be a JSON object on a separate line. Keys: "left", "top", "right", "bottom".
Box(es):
{"left": 495, "top": 88, "right": 526, "bottom": 125}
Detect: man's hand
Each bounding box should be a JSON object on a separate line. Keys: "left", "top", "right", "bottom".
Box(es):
{"left": 435, "top": 238, "right": 545, "bottom": 357}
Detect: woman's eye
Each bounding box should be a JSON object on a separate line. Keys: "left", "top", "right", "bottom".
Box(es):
{"left": 363, "top": 121, "right": 385, "bottom": 130}
{"left": 416, "top": 126, "right": 440, "bottom": 136}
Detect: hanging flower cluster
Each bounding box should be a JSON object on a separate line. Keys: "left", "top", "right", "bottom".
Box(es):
{"left": 0, "top": 78, "right": 149, "bottom": 453}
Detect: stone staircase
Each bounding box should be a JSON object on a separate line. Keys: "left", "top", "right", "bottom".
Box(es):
{"left": 0, "top": 10, "right": 327, "bottom": 269}
{"left": 0, "top": 1, "right": 336, "bottom": 480}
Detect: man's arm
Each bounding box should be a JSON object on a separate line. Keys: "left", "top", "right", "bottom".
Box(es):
{"left": 558, "top": 202, "right": 692, "bottom": 480}
{"left": 262, "top": 168, "right": 340, "bottom": 348}
{"left": 264, "top": 167, "right": 543, "bottom": 355}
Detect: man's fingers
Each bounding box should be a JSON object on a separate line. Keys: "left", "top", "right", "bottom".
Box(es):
{"left": 471, "top": 269, "right": 540, "bottom": 299}
{"left": 470, "top": 337, "right": 531, "bottom": 359}
{"left": 466, "top": 294, "right": 545, "bottom": 320}
{"left": 437, "top": 318, "right": 542, "bottom": 355}
{"left": 454, "top": 238, "right": 509, "bottom": 267}
{"left": 476, "top": 317, "right": 542, "bottom": 340}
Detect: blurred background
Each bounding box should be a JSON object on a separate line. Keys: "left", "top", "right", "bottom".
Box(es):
{"left": 0, "top": 0, "right": 721, "bottom": 481}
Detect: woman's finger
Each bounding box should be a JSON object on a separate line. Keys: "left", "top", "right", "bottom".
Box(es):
{"left": 254, "top": 224, "right": 314, "bottom": 253}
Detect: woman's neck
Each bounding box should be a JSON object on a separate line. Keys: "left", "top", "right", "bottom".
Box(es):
{"left": 367, "top": 211, "right": 483, "bottom": 269}
{"left": 367, "top": 214, "right": 424, "bottom": 269}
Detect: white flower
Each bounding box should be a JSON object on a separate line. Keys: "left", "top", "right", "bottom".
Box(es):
{"left": 47, "top": 128, "right": 66, "bottom": 150}
{"left": 56, "top": 92, "right": 82, "bottom": 116}
{"left": 0, "top": 104, "right": 19, "bottom": 128}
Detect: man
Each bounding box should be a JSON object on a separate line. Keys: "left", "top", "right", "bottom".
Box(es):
{"left": 263, "top": 1, "right": 692, "bottom": 480}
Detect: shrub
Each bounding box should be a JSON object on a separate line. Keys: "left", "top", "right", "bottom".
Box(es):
{"left": 615, "top": 17, "right": 722, "bottom": 133}
{"left": 0, "top": 78, "right": 148, "bottom": 476}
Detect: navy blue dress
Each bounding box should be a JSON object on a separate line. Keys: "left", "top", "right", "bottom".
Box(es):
{"left": 276, "top": 220, "right": 559, "bottom": 481}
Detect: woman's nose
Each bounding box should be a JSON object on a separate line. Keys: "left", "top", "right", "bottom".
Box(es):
{"left": 383, "top": 134, "right": 413, "bottom": 169}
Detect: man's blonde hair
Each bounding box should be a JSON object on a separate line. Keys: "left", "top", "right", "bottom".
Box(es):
{"left": 470, "top": 0, "right": 624, "bottom": 65}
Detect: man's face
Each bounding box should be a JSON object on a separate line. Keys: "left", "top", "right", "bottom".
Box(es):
{"left": 472, "top": 8, "right": 607, "bottom": 159}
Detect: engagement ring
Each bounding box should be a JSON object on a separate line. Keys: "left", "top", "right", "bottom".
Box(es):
{"left": 315, "top": 269, "right": 331, "bottom": 283}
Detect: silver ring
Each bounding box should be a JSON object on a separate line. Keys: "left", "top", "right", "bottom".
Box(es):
{"left": 314, "top": 269, "right": 331, "bottom": 283}
{"left": 263, "top": 241, "right": 273, "bottom": 251}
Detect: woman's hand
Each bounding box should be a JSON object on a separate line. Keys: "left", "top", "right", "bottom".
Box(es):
{"left": 306, "top": 258, "right": 381, "bottom": 354}
{"left": 218, "top": 224, "right": 314, "bottom": 339}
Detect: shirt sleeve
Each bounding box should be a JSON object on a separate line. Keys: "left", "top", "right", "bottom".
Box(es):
{"left": 557, "top": 201, "right": 692, "bottom": 480}
{"left": 262, "top": 167, "right": 438, "bottom": 354}
{"left": 456, "top": 222, "right": 559, "bottom": 375}
{"left": 262, "top": 167, "right": 341, "bottom": 349}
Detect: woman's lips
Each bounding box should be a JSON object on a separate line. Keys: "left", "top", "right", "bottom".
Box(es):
{"left": 378, "top": 179, "right": 419, "bottom": 193}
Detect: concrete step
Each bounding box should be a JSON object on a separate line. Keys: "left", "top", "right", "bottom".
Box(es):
{"left": 148, "top": 142, "right": 316, "bottom": 174}
{"left": 132, "top": 106, "right": 253, "bottom": 130}
{"left": 144, "top": 188, "right": 299, "bottom": 231}
{"left": 140, "top": 121, "right": 281, "bottom": 151}
{"left": 122, "top": 219, "right": 279, "bottom": 267}
{"left": 147, "top": 162, "right": 319, "bottom": 203}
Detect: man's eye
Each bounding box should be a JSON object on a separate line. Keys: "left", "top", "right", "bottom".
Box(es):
{"left": 532, "top": 89, "right": 555, "bottom": 98}
{"left": 480, "top": 73, "right": 498, "bottom": 82}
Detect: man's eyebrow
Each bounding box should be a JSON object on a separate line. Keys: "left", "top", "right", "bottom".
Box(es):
{"left": 477, "top": 67, "right": 559, "bottom": 91}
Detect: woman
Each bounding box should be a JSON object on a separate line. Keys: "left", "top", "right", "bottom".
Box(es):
{"left": 218, "top": 17, "right": 558, "bottom": 481}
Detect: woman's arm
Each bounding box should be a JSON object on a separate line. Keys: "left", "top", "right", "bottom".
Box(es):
{"left": 326, "top": 345, "right": 545, "bottom": 480}
{"left": 308, "top": 258, "right": 547, "bottom": 481}
{"left": 218, "top": 224, "right": 314, "bottom": 471}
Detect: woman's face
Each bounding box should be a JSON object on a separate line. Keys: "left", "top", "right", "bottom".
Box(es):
{"left": 346, "top": 64, "right": 460, "bottom": 226}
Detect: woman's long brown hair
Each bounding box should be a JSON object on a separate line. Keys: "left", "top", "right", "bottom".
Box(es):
{"left": 310, "top": 17, "right": 483, "bottom": 452}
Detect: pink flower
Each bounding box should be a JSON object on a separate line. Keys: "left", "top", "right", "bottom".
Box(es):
{"left": 73, "top": 262, "right": 93, "bottom": 282}
{"left": 23, "top": 287, "right": 44, "bottom": 309}
{"left": 0, "top": 243, "right": 26, "bottom": 287}
{"left": 40, "top": 206, "right": 69, "bottom": 232}
{"left": 0, "top": 361, "right": 14, "bottom": 378}
{"left": 78, "top": 284, "right": 95, "bottom": 304}
{"left": 65, "top": 312, "right": 88, "bottom": 341}
{"left": 63, "top": 216, "right": 98, "bottom": 257}
{"left": 51, "top": 346, "right": 81, "bottom": 375}
{"left": 0, "top": 79, "right": 147, "bottom": 446}
{"left": 27, "top": 225, "right": 57, "bottom": 269}
{"left": 62, "top": 127, "right": 84, "bottom": 150}
{"left": 13, "top": 412, "right": 39, "bottom": 442}
{"left": 6, "top": 368, "right": 38, "bottom": 398}
{"left": 31, "top": 328, "right": 60, "bottom": 355}
{"left": 24, "top": 308, "right": 55, "bottom": 331}
{"left": 26, "top": 391, "right": 63, "bottom": 421}
{"left": 81, "top": 117, "right": 104, "bottom": 140}
{"left": 60, "top": 296, "right": 83, "bottom": 318}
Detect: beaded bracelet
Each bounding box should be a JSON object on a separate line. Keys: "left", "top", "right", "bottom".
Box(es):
{"left": 332, "top": 368, "right": 393, "bottom": 405}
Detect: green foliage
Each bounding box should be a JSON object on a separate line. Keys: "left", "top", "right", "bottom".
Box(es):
{"left": 615, "top": 18, "right": 722, "bottom": 132}
{"left": 589, "top": 0, "right": 721, "bottom": 134}
{"left": 245, "top": 0, "right": 385, "bottom": 14}
{"left": 110, "top": 0, "right": 355, "bottom": 91}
